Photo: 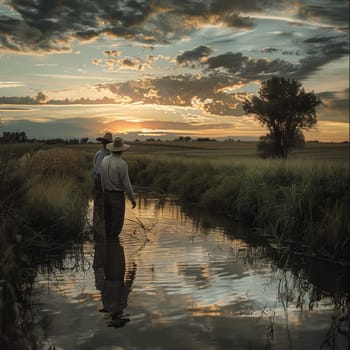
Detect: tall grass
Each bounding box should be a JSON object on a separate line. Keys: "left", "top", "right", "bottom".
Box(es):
{"left": 0, "top": 144, "right": 91, "bottom": 348}
{"left": 24, "top": 177, "right": 87, "bottom": 241}
{"left": 0, "top": 145, "right": 39, "bottom": 348}
{"left": 23, "top": 147, "right": 91, "bottom": 242}
{"left": 127, "top": 155, "right": 349, "bottom": 262}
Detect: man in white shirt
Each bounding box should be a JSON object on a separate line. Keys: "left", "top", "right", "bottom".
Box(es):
{"left": 92, "top": 132, "right": 113, "bottom": 229}
{"left": 101, "top": 137, "right": 136, "bottom": 238}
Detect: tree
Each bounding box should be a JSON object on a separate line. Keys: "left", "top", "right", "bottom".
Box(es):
{"left": 35, "top": 91, "right": 49, "bottom": 104}
{"left": 0, "top": 131, "right": 27, "bottom": 143}
{"left": 243, "top": 77, "right": 321, "bottom": 158}
{"left": 257, "top": 130, "right": 305, "bottom": 158}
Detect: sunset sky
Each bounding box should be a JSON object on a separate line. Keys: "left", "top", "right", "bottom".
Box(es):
{"left": 0, "top": 0, "right": 348, "bottom": 141}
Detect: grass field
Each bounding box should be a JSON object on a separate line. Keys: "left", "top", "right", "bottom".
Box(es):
{"left": 2, "top": 141, "right": 349, "bottom": 262}
{"left": 71, "top": 140, "right": 348, "bottom": 263}
{"left": 66, "top": 140, "right": 349, "bottom": 164}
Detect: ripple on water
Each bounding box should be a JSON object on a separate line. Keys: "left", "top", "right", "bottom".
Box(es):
{"left": 34, "top": 197, "right": 349, "bottom": 350}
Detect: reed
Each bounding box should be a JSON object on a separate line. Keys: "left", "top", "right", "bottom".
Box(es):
{"left": 127, "top": 156, "right": 349, "bottom": 262}
{"left": 0, "top": 145, "right": 91, "bottom": 348}
{"left": 30, "top": 147, "right": 85, "bottom": 179}
{"left": 24, "top": 177, "right": 87, "bottom": 241}
{"left": 0, "top": 145, "right": 38, "bottom": 348}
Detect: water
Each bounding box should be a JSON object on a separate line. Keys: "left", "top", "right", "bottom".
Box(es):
{"left": 33, "top": 196, "right": 349, "bottom": 350}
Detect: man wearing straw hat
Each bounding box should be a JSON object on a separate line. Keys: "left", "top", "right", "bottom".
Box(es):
{"left": 92, "top": 132, "right": 113, "bottom": 229}
{"left": 100, "top": 137, "right": 136, "bottom": 238}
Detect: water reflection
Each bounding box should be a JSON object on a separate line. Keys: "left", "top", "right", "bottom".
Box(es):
{"left": 34, "top": 196, "right": 349, "bottom": 350}
{"left": 93, "top": 239, "right": 137, "bottom": 328}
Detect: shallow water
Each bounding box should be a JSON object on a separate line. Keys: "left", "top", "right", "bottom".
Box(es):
{"left": 34, "top": 196, "right": 349, "bottom": 350}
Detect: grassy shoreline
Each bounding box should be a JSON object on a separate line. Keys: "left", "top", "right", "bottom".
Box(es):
{"left": 63, "top": 140, "right": 349, "bottom": 263}
{"left": 0, "top": 144, "right": 91, "bottom": 348}
{"left": 119, "top": 142, "right": 349, "bottom": 264}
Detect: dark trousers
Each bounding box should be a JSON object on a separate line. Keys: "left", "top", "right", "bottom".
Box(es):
{"left": 92, "top": 175, "right": 104, "bottom": 227}
{"left": 103, "top": 191, "right": 125, "bottom": 238}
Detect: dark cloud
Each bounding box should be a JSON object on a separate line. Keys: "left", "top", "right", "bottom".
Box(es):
{"left": 0, "top": 0, "right": 292, "bottom": 53}
{"left": 204, "top": 52, "right": 297, "bottom": 78}
{"left": 260, "top": 48, "right": 302, "bottom": 56}
{"left": 202, "top": 32, "right": 348, "bottom": 80}
{"left": 281, "top": 50, "right": 302, "bottom": 56}
{"left": 303, "top": 36, "right": 349, "bottom": 57}
{"left": 93, "top": 54, "right": 164, "bottom": 71}
{"left": 294, "top": 36, "right": 349, "bottom": 79}
{"left": 103, "top": 50, "right": 121, "bottom": 57}
{"left": 317, "top": 89, "right": 349, "bottom": 123}
{"left": 296, "top": 1, "right": 349, "bottom": 27}
{"left": 96, "top": 73, "right": 245, "bottom": 116}
{"left": 223, "top": 12, "right": 254, "bottom": 29}
{"left": 0, "top": 0, "right": 347, "bottom": 54}
{"left": 176, "top": 46, "right": 213, "bottom": 66}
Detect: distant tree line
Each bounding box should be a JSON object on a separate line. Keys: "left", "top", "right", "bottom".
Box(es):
{"left": 0, "top": 93, "right": 117, "bottom": 105}
{"left": 0, "top": 131, "right": 90, "bottom": 145}
{"left": 0, "top": 131, "right": 28, "bottom": 143}
{"left": 173, "top": 136, "right": 218, "bottom": 142}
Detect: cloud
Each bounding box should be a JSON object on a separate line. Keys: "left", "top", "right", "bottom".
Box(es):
{"left": 103, "top": 50, "right": 122, "bottom": 57}
{"left": 317, "top": 89, "right": 349, "bottom": 123}
{"left": 296, "top": 1, "right": 349, "bottom": 27}
{"left": 303, "top": 35, "right": 348, "bottom": 56}
{"left": 199, "top": 32, "right": 348, "bottom": 80}
{"left": 96, "top": 73, "right": 245, "bottom": 116}
{"left": 295, "top": 36, "right": 349, "bottom": 80}
{"left": 175, "top": 45, "right": 213, "bottom": 66}
{"left": 204, "top": 52, "right": 297, "bottom": 78}
{"left": 93, "top": 54, "right": 166, "bottom": 71}
{"left": 0, "top": 81, "right": 24, "bottom": 88}
{"left": 261, "top": 48, "right": 279, "bottom": 53}
{"left": 0, "top": 0, "right": 294, "bottom": 54}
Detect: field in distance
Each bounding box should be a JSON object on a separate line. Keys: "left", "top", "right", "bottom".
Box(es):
{"left": 69, "top": 140, "right": 349, "bottom": 163}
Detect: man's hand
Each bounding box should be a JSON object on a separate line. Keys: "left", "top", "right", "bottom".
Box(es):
{"left": 131, "top": 199, "right": 136, "bottom": 209}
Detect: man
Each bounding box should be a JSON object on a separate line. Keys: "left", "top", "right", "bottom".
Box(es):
{"left": 101, "top": 137, "right": 136, "bottom": 238}
{"left": 92, "top": 132, "right": 113, "bottom": 230}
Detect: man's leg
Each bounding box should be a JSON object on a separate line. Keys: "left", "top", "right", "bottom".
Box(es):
{"left": 104, "top": 192, "right": 125, "bottom": 238}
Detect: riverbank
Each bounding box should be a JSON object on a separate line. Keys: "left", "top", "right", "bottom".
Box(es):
{"left": 126, "top": 153, "right": 349, "bottom": 265}
{"left": 0, "top": 144, "right": 91, "bottom": 348}
{"left": 63, "top": 140, "right": 349, "bottom": 264}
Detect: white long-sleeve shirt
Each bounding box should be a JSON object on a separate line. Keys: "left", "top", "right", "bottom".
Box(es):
{"left": 100, "top": 153, "right": 135, "bottom": 201}
{"left": 92, "top": 148, "right": 109, "bottom": 178}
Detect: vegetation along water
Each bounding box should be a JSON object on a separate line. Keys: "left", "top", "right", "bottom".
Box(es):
{"left": 0, "top": 140, "right": 349, "bottom": 349}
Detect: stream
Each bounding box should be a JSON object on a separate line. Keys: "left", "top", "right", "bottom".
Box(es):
{"left": 33, "top": 195, "right": 349, "bottom": 350}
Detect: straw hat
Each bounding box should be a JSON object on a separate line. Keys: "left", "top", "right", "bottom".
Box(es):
{"left": 96, "top": 132, "right": 113, "bottom": 143}
{"left": 107, "top": 137, "right": 130, "bottom": 152}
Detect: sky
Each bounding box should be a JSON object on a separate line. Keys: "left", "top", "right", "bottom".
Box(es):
{"left": 0, "top": 0, "right": 349, "bottom": 141}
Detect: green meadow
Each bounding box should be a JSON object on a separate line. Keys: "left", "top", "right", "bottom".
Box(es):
{"left": 67, "top": 140, "right": 349, "bottom": 261}
{"left": 127, "top": 142, "right": 349, "bottom": 259}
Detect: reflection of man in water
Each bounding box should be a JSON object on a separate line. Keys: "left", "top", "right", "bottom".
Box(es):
{"left": 100, "top": 239, "right": 137, "bottom": 328}
{"left": 93, "top": 242, "right": 105, "bottom": 292}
